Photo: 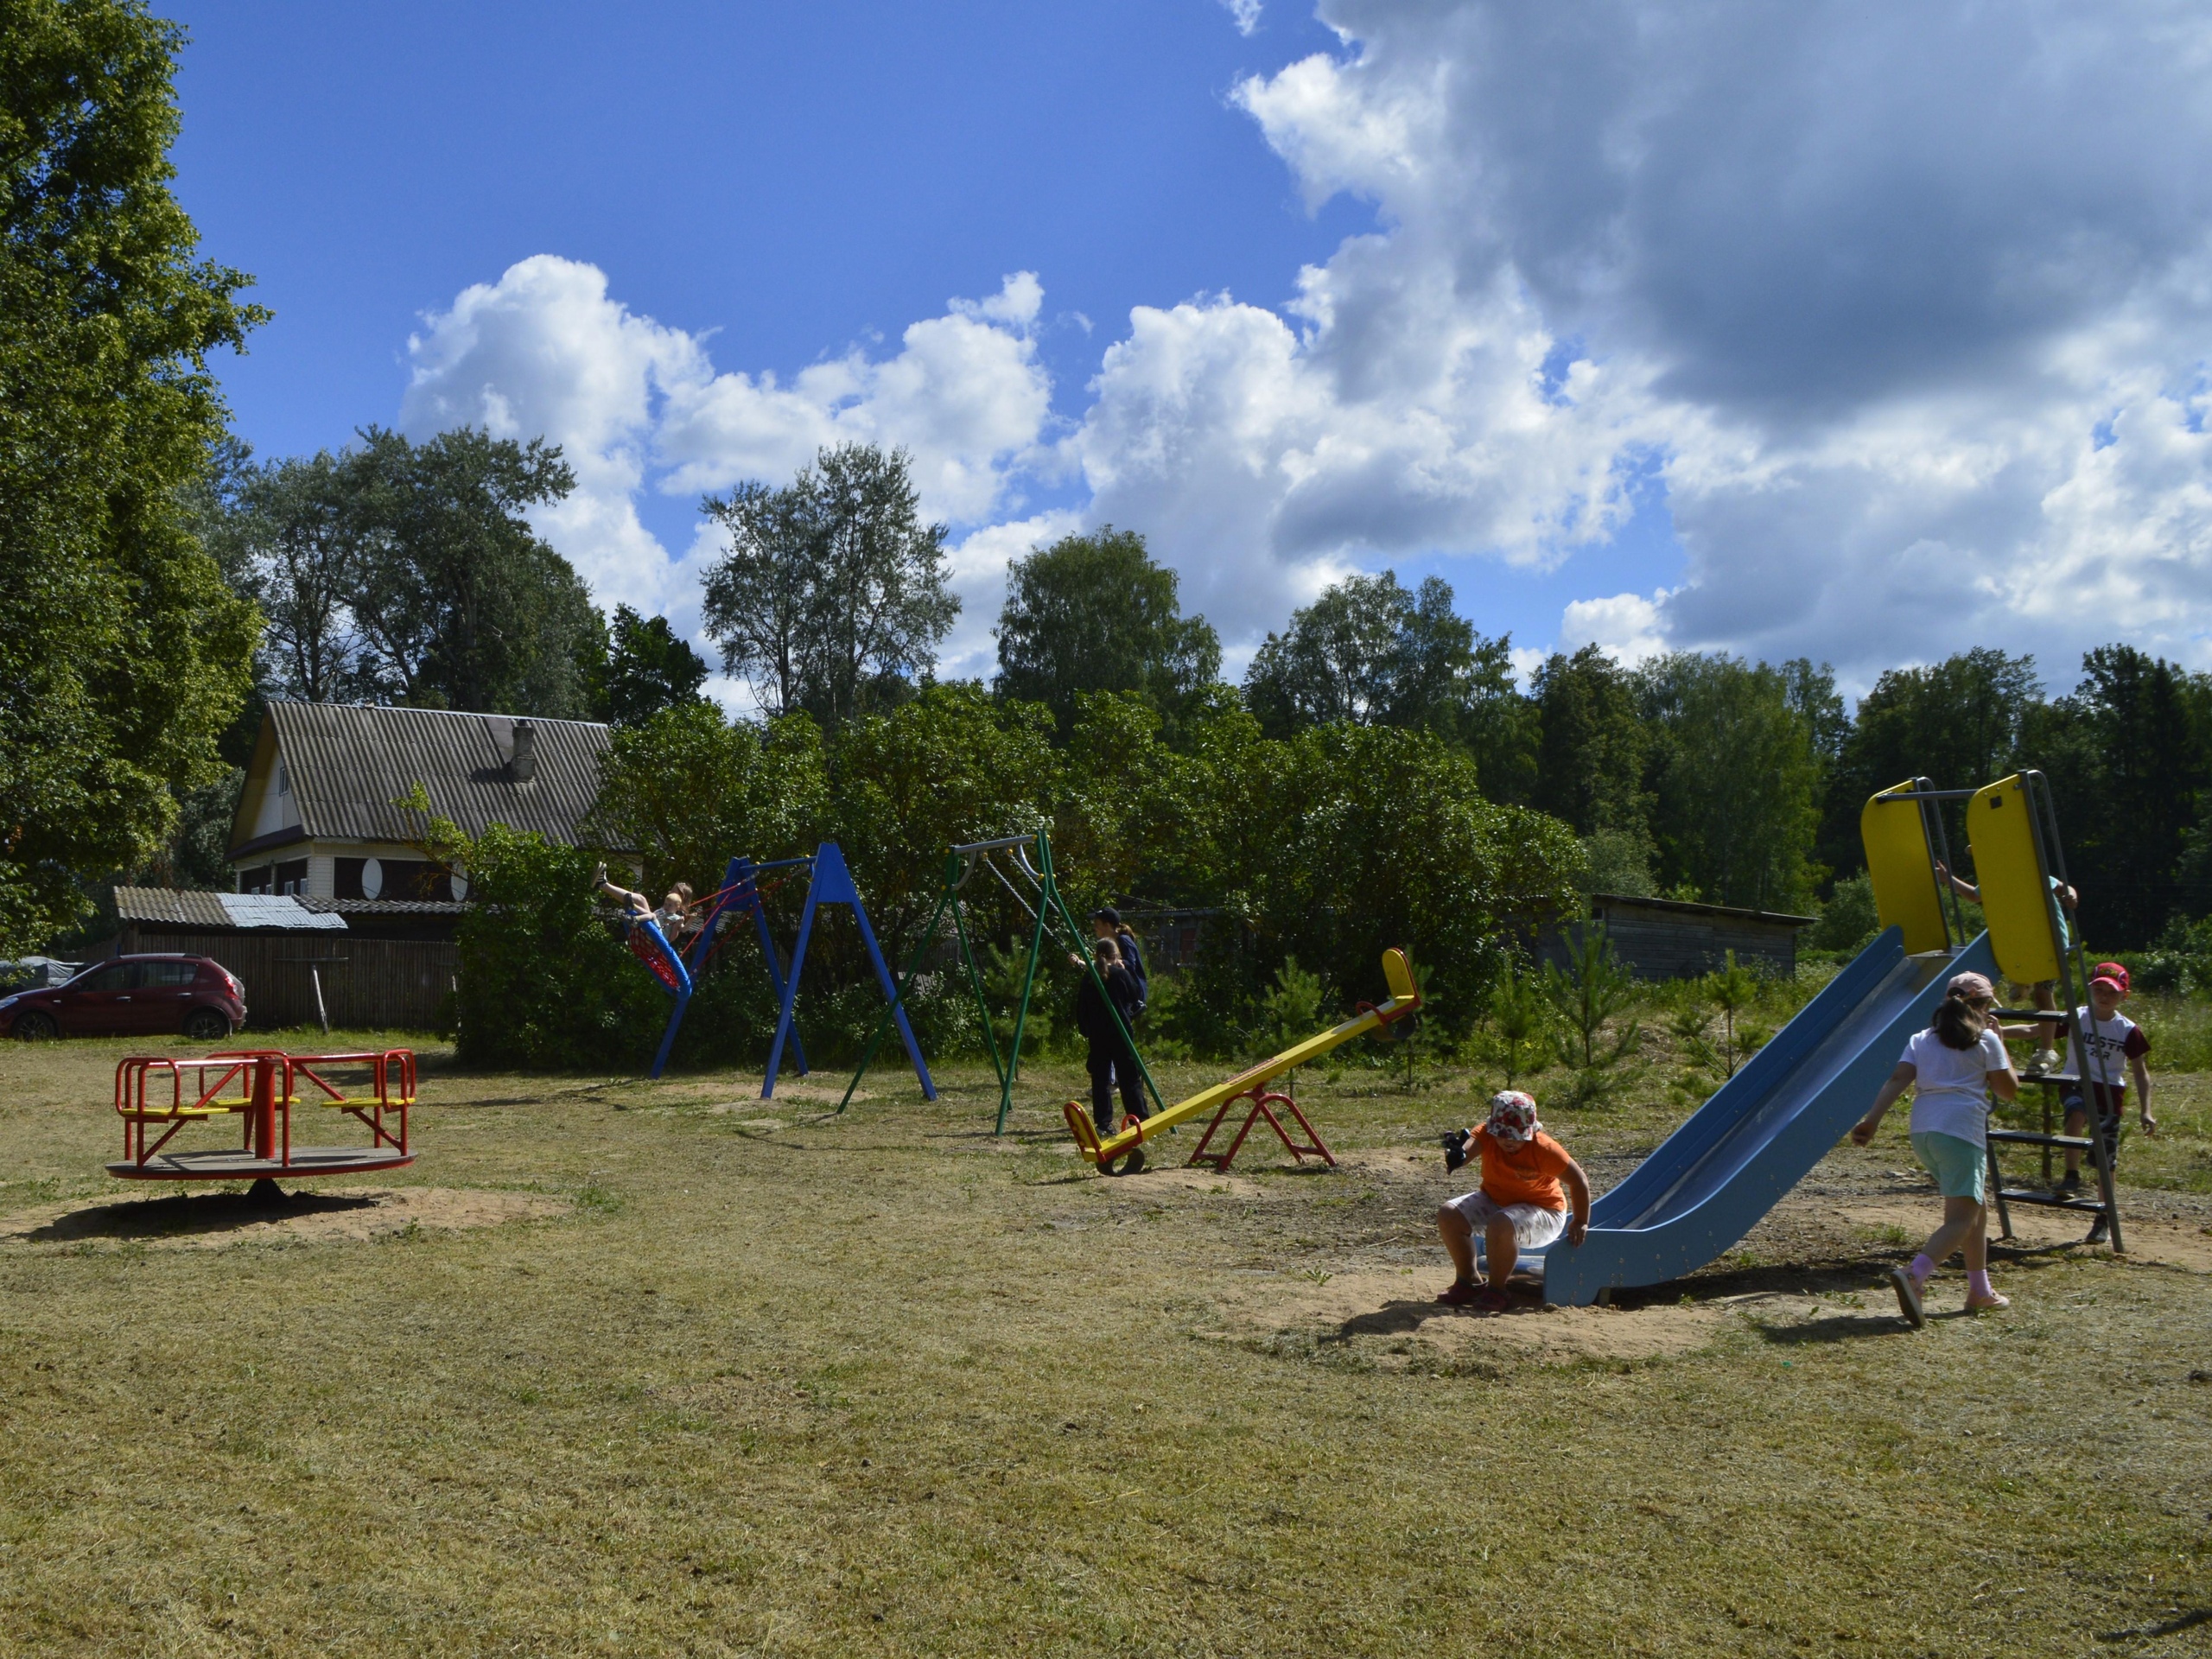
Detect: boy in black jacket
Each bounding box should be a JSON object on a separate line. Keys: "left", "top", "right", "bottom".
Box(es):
{"left": 1072, "top": 937, "right": 1147, "bottom": 1135}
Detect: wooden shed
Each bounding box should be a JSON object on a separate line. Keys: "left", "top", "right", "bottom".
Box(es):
{"left": 110, "top": 887, "right": 461, "bottom": 1032}
{"left": 1541, "top": 893, "right": 1816, "bottom": 982}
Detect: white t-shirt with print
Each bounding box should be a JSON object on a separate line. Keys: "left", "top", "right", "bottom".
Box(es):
{"left": 1900, "top": 1027, "right": 2012, "bottom": 1146}
{"left": 2049, "top": 1010, "right": 2147, "bottom": 1089}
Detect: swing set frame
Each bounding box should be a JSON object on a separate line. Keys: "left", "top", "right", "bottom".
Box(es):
{"left": 841, "top": 830, "right": 1161, "bottom": 1131}
{"left": 625, "top": 842, "right": 933, "bottom": 1100}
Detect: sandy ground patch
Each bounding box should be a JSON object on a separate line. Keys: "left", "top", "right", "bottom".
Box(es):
{"left": 1832, "top": 1196, "right": 2212, "bottom": 1273}
{"left": 1215, "top": 1267, "right": 1733, "bottom": 1365}
{"left": 0, "top": 1185, "right": 566, "bottom": 1251}
{"left": 1109, "top": 1164, "right": 1265, "bottom": 1199}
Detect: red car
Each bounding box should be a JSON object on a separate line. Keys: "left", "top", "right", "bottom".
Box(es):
{"left": 2, "top": 955, "right": 246, "bottom": 1042}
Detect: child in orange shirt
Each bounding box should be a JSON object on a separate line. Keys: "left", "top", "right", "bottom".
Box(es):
{"left": 1437, "top": 1090, "right": 1592, "bottom": 1311}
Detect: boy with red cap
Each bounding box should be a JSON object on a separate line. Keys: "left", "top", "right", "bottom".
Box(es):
{"left": 1435, "top": 1090, "right": 1593, "bottom": 1311}
{"left": 2050, "top": 961, "right": 2156, "bottom": 1230}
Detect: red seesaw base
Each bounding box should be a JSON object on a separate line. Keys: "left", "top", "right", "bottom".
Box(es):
{"left": 1185, "top": 1083, "right": 1335, "bottom": 1173}
{"left": 108, "top": 1048, "right": 416, "bottom": 1182}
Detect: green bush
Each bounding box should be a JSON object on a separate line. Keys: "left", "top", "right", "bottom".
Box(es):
{"left": 455, "top": 826, "right": 664, "bottom": 1070}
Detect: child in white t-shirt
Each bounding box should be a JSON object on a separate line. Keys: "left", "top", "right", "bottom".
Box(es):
{"left": 1851, "top": 970, "right": 2020, "bottom": 1326}
{"left": 2048, "top": 962, "right": 2155, "bottom": 1225}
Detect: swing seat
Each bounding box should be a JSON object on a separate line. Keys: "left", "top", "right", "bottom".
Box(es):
{"left": 627, "top": 925, "right": 683, "bottom": 995}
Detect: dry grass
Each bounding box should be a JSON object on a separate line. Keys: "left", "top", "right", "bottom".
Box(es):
{"left": 0, "top": 1032, "right": 2208, "bottom": 1657}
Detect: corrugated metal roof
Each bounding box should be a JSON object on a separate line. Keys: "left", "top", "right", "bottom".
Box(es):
{"left": 298, "top": 897, "right": 471, "bottom": 918}
{"left": 113, "top": 887, "right": 233, "bottom": 927}
{"left": 112, "top": 887, "right": 356, "bottom": 931}
{"left": 242, "top": 702, "right": 624, "bottom": 854}
{"left": 219, "top": 893, "right": 349, "bottom": 931}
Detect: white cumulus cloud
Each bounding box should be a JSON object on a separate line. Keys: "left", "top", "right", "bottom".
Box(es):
{"left": 394, "top": 2, "right": 2212, "bottom": 698}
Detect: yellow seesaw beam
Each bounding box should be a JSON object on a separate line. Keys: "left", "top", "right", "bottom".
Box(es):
{"left": 1065, "top": 948, "right": 1423, "bottom": 1168}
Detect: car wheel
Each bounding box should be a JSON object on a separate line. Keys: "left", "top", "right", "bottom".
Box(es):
{"left": 182, "top": 1008, "right": 231, "bottom": 1042}
{"left": 12, "top": 1011, "right": 58, "bottom": 1041}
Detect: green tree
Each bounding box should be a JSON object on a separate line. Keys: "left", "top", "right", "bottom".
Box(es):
{"left": 1530, "top": 645, "right": 1651, "bottom": 839}
{"left": 592, "top": 702, "right": 830, "bottom": 898}
{"left": 1480, "top": 962, "right": 1550, "bottom": 1089}
{"left": 1637, "top": 652, "right": 1822, "bottom": 912}
{"left": 830, "top": 683, "right": 1060, "bottom": 968}
{"left": 992, "top": 526, "right": 1221, "bottom": 731}
{"left": 2034, "top": 646, "right": 2212, "bottom": 947}
{"left": 701, "top": 443, "right": 958, "bottom": 731}
{"left": 0, "top": 0, "right": 264, "bottom": 951}
{"left": 594, "top": 604, "right": 709, "bottom": 728}
{"left": 1820, "top": 647, "right": 2043, "bottom": 881}
{"left": 342, "top": 427, "right": 600, "bottom": 716}
{"left": 1539, "top": 928, "right": 1642, "bottom": 1072}
{"left": 223, "top": 448, "right": 368, "bottom": 702}
{"left": 1243, "top": 572, "right": 1529, "bottom": 776}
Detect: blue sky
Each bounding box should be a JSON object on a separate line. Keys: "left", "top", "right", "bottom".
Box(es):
{"left": 169, "top": 3, "right": 2212, "bottom": 697}
{"left": 169, "top": 0, "right": 1687, "bottom": 679}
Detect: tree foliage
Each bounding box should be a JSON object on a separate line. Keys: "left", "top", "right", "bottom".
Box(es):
{"left": 210, "top": 427, "right": 602, "bottom": 716}
{"left": 593, "top": 603, "right": 709, "bottom": 728}
{"left": 993, "top": 526, "right": 1220, "bottom": 730}
{"left": 0, "top": 0, "right": 264, "bottom": 952}
{"left": 1637, "top": 652, "right": 1823, "bottom": 912}
{"left": 701, "top": 443, "right": 957, "bottom": 731}
{"left": 342, "top": 427, "right": 596, "bottom": 715}
{"left": 1243, "top": 571, "right": 1532, "bottom": 784}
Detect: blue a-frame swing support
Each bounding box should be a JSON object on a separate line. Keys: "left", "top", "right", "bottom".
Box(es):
{"left": 645, "top": 854, "right": 813, "bottom": 1081}
{"left": 760, "top": 842, "right": 935, "bottom": 1102}
{"left": 641, "top": 842, "right": 933, "bottom": 1103}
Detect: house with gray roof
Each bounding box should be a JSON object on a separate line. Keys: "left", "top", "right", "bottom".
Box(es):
{"left": 226, "top": 702, "right": 628, "bottom": 900}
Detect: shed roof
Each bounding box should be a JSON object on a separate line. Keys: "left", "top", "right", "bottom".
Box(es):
{"left": 230, "top": 702, "right": 622, "bottom": 857}
{"left": 113, "top": 888, "right": 350, "bottom": 931}
{"left": 1590, "top": 892, "right": 1816, "bottom": 929}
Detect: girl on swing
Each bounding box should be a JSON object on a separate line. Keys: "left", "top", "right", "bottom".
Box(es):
{"left": 594, "top": 864, "right": 696, "bottom": 948}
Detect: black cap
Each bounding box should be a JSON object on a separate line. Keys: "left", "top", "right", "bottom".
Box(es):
{"left": 1092, "top": 907, "right": 1122, "bottom": 925}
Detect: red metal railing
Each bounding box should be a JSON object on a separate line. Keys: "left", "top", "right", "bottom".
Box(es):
{"left": 112, "top": 1048, "right": 414, "bottom": 1171}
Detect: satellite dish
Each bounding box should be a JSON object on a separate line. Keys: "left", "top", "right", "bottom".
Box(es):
{"left": 361, "top": 857, "right": 384, "bottom": 899}
{"left": 450, "top": 870, "right": 470, "bottom": 901}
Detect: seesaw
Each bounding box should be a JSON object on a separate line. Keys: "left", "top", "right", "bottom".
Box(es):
{"left": 1063, "top": 948, "right": 1422, "bottom": 1175}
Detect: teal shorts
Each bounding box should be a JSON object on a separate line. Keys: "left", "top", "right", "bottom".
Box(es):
{"left": 1910, "top": 1131, "right": 1987, "bottom": 1204}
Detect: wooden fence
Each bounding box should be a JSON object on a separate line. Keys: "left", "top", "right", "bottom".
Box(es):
{"left": 113, "top": 928, "right": 457, "bottom": 1033}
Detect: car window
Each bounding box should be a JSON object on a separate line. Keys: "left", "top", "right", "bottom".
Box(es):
{"left": 72, "top": 963, "right": 136, "bottom": 992}
{"left": 144, "top": 962, "right": 195, "bottom": 987}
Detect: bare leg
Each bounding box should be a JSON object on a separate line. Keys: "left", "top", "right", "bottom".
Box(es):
{"left": 1961, "top": 1198, "right": 1988, "bottom": 1273}
{"left": 1484, "top": 1216, "right": 1519, "bottom": 1288}
{"left": 1438, "top": 1205, "right": 1476, "bottom": 1284}
{"left": 1918, "top": 1196, "right": 1984, "bottom": 1272}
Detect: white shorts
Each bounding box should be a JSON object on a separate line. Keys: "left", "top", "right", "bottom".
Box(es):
{"left": 1447, "top": 1189, "right": 1567, "bottom": 1250}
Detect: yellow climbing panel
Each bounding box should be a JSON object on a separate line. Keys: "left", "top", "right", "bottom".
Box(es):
{"left": 1859, "top": 780, "right": 1950, "bottom": 955}
{"left": 1966, "top": 773, "right": 2062, "bottom": 986}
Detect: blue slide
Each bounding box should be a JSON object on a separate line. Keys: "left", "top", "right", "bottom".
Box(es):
{"left": 1509, "top": 926, "right": 1997, "bottom": 1306}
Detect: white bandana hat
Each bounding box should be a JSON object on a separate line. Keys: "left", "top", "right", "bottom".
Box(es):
{"left": 1485, "top": 1090, "right": 1541, "bottom": 1146}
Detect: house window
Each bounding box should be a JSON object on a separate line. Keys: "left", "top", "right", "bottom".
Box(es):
{"left": 273, "top": 858, "right": 308, "bottom": 896}
{"left": 238, "top": 864, "right": 272, "bottom": 893}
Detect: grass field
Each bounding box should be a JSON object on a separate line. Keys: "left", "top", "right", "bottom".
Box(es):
{"left": 1, "top": 1033, "right": 2208, "bottom": 1657}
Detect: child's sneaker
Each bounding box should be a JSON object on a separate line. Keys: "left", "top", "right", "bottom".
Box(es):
{"left": 1964, "top": 1288, "right": 2010, "bottom": 1313}
{"left": 1472, "top": 1285, "right": 1513, "bottom": 1313}
{"left": 1436, "top": 1279, "right": 1482, "bottom": 1306}
{"left": 2056, "top": 1170, "right": 2082, "bottom": 1194}
{"left": 2029, "top": 1048, "right": 2060, "bottom": 1073}
{"left": 1889, "top": 1264, "right": 1926, "bottom": 1329}
{"left": 2085, "top": 1214, "right": 2109, "bottom": 1245}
